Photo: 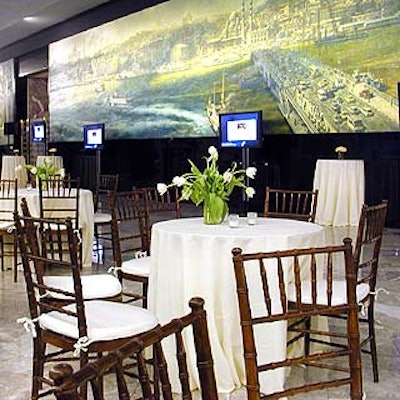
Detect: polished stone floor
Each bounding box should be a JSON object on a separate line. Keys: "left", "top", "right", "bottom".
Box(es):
{"left": 1, "top": 223, "right": 400, "bottom": 399}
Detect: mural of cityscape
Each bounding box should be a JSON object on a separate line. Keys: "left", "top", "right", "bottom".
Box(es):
{"left": 49, "top": 0, "right": 400, "bottom": 141}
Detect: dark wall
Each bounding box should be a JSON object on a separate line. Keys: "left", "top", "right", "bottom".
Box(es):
{"left": 51, "top": 130, "right": 400, "bottom": 227}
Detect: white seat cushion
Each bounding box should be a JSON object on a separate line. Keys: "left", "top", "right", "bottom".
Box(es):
{"left": 94, "top": 212, "right": 112, "bottom": 224}
{"left": 0, "top": 221, "right": 14, "bottom": 230}
{"left": 39, "top": 300, "right": 158, "bottom": 341}
{"left": 43, "top": 274, "right": 122, "bottom": 300}
{"left": 287, "top": 280, "right": 370, "bottom": 306}
{"left": 121, "top": 256, "right": 151, "bottom": 277}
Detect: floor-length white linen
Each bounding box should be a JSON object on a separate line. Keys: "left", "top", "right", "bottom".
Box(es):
{"left": 1, "top": 155, "right": 28, "bottom": 187}
{"left": 313, "top": 159, "right": 364, "bottom": 226}
{"left": 148, "top": 217, "right": 325, "bottom": 395}
{"left": 36, "top": 155, "right": 64, "bottom": 170}
{"left": 17, "top": 188, "right": 94, "bottom": 267}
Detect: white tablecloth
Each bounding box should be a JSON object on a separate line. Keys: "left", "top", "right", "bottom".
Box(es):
{"left": 148, "top": 217, "right": 325, "bottom": 395}
{"left": 18, "top": 188, "right": 94, "bottom": 268}
{"left": 313, "top": 159, "right": 365, "bottom": 226}
{"left": 36, "top": 155, "right": 64, "bottom": 170}
{"left": 1, "top": 155, "right": 28, "bottom": 188}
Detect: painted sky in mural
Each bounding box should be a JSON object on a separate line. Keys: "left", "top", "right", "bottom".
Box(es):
{"left": 49, "top": 0, "right": 400, "bottom": 142}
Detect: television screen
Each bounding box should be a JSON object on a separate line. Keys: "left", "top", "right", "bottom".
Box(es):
{"left": 31, "top": 120, "right": 46, "bottom": 142}
{"left": 83, "top": 123, "right": 105, "bottom": 150}
{"left": 219, "top": 110, "right": 263, "bottom": 148}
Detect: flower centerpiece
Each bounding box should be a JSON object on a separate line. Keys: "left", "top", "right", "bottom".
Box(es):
{"left": 157, "top": 146, "right": 256, "bottom": 225}
{"left": 16, "top": 157, "right": 65, "bottom": 188}
{"left": 335, "top": 146, "right": 347, "bottom": 160}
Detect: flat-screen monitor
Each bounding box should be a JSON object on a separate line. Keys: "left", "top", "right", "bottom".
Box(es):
{"left": 83, "top": 123, "right": 105, "bottom": 150}
{"left": 219, "top": 110, "right": 263, "bottom": 148}
{"left": 31, "top": 120, "right": 46, "bottom": 142}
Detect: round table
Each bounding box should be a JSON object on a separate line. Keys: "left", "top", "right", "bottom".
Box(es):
{"left": 313, "top": 159, "right": 365, "bottom": 226}
{"left": 1, "top": 155, "right": 28, "bottom": 187}
{"left": 18, "top": 188, "right": 94, "bottom": 268}
{"left": 148, "top": 217, "right": 325, "bottom": 394}
{"left": 36, "top": 155, "right": 64, "bottom": 170}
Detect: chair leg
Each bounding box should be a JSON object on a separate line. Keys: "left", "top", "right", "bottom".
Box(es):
{"left": 0, "top": 236, "right": 4, "bottom": 272}
{"left": 79, "top": 352, "right": 89, "bottom": 400}
{"left": 142, "top": 280, "right": 149, "bottom": 309}
{"left": 32, "top": 338, "right": 45, "bottom": 400}
{"left": 94, "top": 224, "right": 100, "bottom": 263}
{"left": 13, "top": 233, "right": 18, "bottom": 282}
{"left": 304, "top": 317, "right": 311, "bottom": 356}
{"left": 367, "top": 303, "right": 379, "bottom": 382}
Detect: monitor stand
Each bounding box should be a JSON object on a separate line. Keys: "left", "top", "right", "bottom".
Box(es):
{"left": 241, "top": 147, "right": 250, "bottom": 215}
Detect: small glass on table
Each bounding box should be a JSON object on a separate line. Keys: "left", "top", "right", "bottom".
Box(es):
{"left": 228, "top": 213, "right": 240, "bottom": 228}
{"left": 246, "top": 212, "right": 258, "bottom": 225}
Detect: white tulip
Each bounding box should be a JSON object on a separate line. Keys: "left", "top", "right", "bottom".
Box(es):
{"left": 31, "top": 167, "right": 37, "bottom": 175}
{"left": 246, "top": 167, "right": 257, "bottom": 179}
{"left": 59, "top": 168, "right": 66, "bottom": 178}
{"left": 245, "top": 187, "right": 255, "bottom": 198}
{"left": 223, "top": 171, "right": 233, "bottom": 183}
{"left": 157, "top": 183, "right": 168, "bottom": 195}
{"left": 208, "top": 146, "right": 218, "bottom": 160}
{"left": 172, "top": 176, "right": 186, "bottom": 187}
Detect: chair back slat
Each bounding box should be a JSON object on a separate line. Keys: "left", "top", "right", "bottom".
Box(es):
{"left": 0, "top": 179, "right": 19, "bottom": 281}
{"left": 264, "top": 187, "right": 319, "bottom": 222}
{"left": 94, "top": 174, "right": 119, "bottom": 213}
{"left": 110, "top": 190, "right": 150, "bottom": 265}
{"left": 39, "top": 177, "right": 80, "bottom": 230}
{"left": 49, "top": 298, "right": 218, "bottom": 400}
{"left": 310, "top": 253, "right": 317, "bottom": 305}
{"left": 14, "top": 207, "right": 86, "bottom": 332}
{"left": 138, "top": 186, "right": 180, "bottom": 218}
{"left": 0, "top": 178, "right": 17, "bottom": 221}
{"left": 232, "top": 239, "right": 363, "bottom": 399}
{"left": 354, "top": 200, "right": 388, "bottom": 289}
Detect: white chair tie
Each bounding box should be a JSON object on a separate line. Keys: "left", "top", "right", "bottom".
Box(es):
{"left": 370, "top": 287, "right": 389, "bottom": 300}
{"left": 73, "top": 336, "right": 93, "bottom": 356}
{"left": 108, "top": 250, "right": 148, "bottom": 275}
{"left": 359, "top": 301, "right": 367, "bottom": 317}
{"left": 135, "top": 250, "right": 148, "bottom": 259}
{"left": 73, "top": 229, "right": 82, "bottom": 244}
{"left": 7, "top": 225, "right": 15, "bottom": 234}
{"left": 359, "top": 287, "right": 390, "bottom": 316}
{"left": 38, "top": 290, "right": 51, "bottom": 299}
{"left": 17, "top": 317, "right": 38, "bottom": 338}
{"left": 107, "top": 265, "right": 120, "bottom": 275}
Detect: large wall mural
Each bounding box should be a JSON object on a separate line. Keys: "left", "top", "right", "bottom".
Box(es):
{"left": 49, "top": 0, "right": 400, "bottom": 142}
{"left": 0, "top": 59, "right": 15, "bottom": 144}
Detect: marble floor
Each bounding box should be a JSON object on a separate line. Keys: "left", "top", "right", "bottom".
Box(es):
{"left": 1, "top": 224, "right": 400, "bottom": 399}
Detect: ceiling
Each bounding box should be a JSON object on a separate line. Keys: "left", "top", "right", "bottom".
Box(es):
{"left": 0, "top": 0, "right": 111, "bottom": 51}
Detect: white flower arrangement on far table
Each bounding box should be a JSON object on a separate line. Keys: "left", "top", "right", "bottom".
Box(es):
{"left": 16, "top": 157, "right": 65, "bottom": 188}
{"left": 335, "top": 146, "right": 347, "bottom": 159}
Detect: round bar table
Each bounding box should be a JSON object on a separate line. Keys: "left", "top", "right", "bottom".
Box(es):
{"left": 148, "top": 217, "right": 325, "bottom": 395}
{"left": 313, "top": 159, "right": 365, "bottom": 226}
{"left": 1, "top": 155, "right": 28, "bottom": 187}
{"left": 36, "top": 155, "right": 64, "bottom": 170}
